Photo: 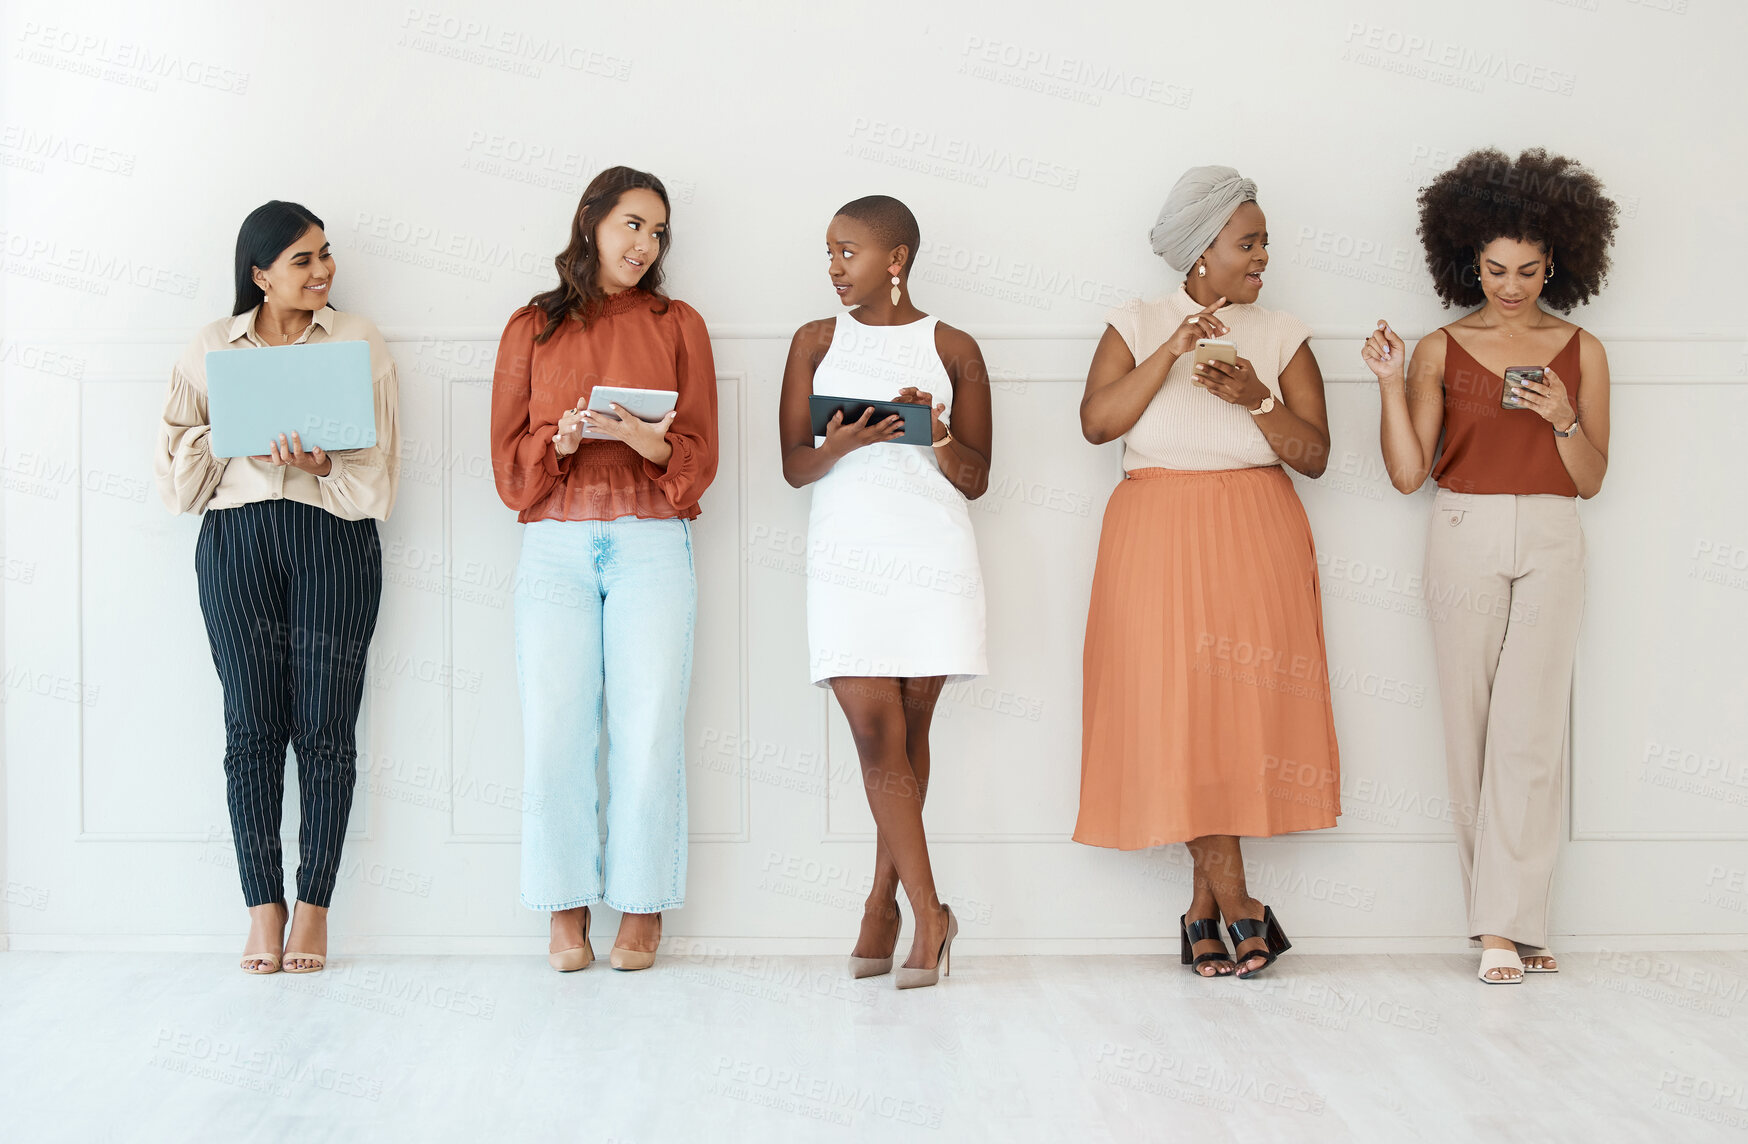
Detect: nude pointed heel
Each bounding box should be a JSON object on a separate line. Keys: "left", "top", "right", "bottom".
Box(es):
{"left": 609, "top": 947, "right": 656, "bottom": 971}
{"left": 849, "top": 954, "right": 894, "bottom": 979}
{"left": 849, "top": 911, "right": 901, "bottom": 979}
{"left": 548, "top": 906, "right": 594, "bottom": 973}
{"left": 895, "top": 905, "right": 957, "bottom": 990}
{"left": 609, "top": 911, "right": 659, "bottom": 972}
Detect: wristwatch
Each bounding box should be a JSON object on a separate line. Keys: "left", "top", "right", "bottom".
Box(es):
{"left": 1249, "top": 395, "right": 1276, "bottom": 416}
{"left": 1553, "top": 417, "right": 1579, "bottom": 438}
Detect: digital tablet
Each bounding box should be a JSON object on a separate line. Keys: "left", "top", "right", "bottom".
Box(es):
{"left": 808, "top": 394, "right": 934, "bottom": 446}
{"left": 206, "top": 341, "right": 376, "bottom": 459}
{"left": 580, "top": 385, "right": 679, "bottom": 440}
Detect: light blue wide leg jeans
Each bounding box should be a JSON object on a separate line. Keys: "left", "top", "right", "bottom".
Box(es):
{"left": 514, "top": 515, "right": 696, "bottom": 913}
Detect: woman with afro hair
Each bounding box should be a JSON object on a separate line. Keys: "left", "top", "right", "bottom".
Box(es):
{"left": 1360, "top": 147, "right": 1618, "bottom": 984}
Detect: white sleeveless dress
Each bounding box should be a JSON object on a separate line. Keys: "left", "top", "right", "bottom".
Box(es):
{"left": 806, "top": 313, "right": 988, "bottom": 686}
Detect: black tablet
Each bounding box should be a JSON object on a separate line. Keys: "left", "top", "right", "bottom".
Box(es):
{"left": 808, "top": 394, "right": 934, "bottom": 445}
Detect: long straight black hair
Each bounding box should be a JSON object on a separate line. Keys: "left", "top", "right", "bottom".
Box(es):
{"left": 232, "top": 200, "right": 327, "bottom": 316}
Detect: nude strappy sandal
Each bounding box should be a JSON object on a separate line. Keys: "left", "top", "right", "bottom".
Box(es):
{"left": 282, "top": 951, "right": 326, "bottom": 975}
{"left": 282, "top": 903, "right": 327, "bottom": 974}
{"left": 239, "top": 952, "right": 282, "bottom": 975}
{"left": 1478, "top": 947, "right": 1524, "bottom": 984}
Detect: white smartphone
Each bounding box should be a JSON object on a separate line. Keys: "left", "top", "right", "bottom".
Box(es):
{"left": 578, "top": 385, "right": 679, "bottom": 440}
{"left": 1191, "top": 339, "right": 1236, "bottom": 387}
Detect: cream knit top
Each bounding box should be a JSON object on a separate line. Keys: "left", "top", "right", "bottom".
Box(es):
{"left": 1104, "top": 287, "right": 1312, "bottom": 471}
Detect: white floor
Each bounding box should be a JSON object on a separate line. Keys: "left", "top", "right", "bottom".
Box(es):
{"left": 4, "top": 949, "right": 1747, "bottom": 1143}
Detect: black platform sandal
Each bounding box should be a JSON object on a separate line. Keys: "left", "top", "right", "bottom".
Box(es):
{"left": 1179, "top": 914, "right": 1235, "bottom": 977}
{"left": 1226, "top": 905, "right": 1291, "bottom": 979}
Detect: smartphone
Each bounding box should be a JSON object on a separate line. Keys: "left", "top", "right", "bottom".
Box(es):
{"left": 1501, "top": 367, "right": 1542, "bottom": 410}
{"left": 1192, "top": 339, "right": 1236, "bottom": 387}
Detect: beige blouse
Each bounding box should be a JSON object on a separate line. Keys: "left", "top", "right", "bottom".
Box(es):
{"left": 153, "top": 306, "right": 400, "bottom": 521}
{"left": 1104, "top": 287, "right": 1312, "bottom": 471}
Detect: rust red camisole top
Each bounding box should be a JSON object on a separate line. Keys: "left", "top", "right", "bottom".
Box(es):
{"left": 1431, "top": 326, "right": 1581, "bottom": 497}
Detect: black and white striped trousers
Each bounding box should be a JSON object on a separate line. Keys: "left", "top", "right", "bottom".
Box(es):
{"left": 195, "top": 499, "right": 383, "bottom": 908}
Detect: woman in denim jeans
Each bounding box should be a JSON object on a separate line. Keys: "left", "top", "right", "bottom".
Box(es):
{"left": 490, "top": 166, "right": 719, "bottom": 972}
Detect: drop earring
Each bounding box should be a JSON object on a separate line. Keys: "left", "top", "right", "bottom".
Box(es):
{"left": 889, "top": 266, "right": 902, "bottom": 306}
{"left": 1196, "top": 262, "right": 1206, "bottom": 278}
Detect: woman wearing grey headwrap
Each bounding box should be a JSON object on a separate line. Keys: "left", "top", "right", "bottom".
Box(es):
{"left": 1074, "top": 165, "right": 1341, "bottom": 980}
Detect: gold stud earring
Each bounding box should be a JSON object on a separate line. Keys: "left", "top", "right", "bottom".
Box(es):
{"left": 890, "top": 271, "right": 902, "bottom": 306}
{"left": 1196, "top": 262, "right": 1207, "bottom": 278}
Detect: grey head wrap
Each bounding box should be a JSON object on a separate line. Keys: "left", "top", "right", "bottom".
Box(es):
{"left": 1149, "top": 166, "right": 1259, "bottom": 272}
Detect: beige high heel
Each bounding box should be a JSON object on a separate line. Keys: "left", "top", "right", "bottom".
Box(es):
{"left": 240, "top": 901, "right": 288, "bottom": 974}
{"left": 548, "top": 906, "right": 594, "bottom": 972}
{"left": 609, "top": 911, "right": 658, "bottom": 971}
{"left": 849, "top": 909, "right": 902, "bottom": 979}
{"left": 282, "top": 902, "right": 326, "bottom": 975}
{"left": 894, "top": 904, "right": 957, "bottom": 990}
{"left": 239, "top": 952, "right": 281, "bottom": 975}
{"left": 849, "top": 953, "right": 894, "bottom": 979}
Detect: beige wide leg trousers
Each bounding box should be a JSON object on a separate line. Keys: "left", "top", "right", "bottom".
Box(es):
{"left": 1423, "top": 488, "right": 1586, "bottom": 947}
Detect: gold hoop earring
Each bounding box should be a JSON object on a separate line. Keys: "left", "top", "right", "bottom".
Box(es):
{"left": 890, "top": 273, "right": 902, "bottom": 306}
{"left": 1545, "top": 258, "right": 1555, "bottom": 281}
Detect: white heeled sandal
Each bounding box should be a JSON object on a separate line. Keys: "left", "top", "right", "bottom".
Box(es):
{"left": 1478, "top": 947, "right": 1524, "bottom": 984}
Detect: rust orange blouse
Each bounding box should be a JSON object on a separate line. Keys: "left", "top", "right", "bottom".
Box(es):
{"left": 490, "top": 289, "right": 719, "bottom": 522}
{"left": 1432, "top": 327, "right": 1581, "bottom": 498}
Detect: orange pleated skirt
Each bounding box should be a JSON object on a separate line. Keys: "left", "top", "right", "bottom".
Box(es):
{"left": 1073, "top": 465, "right": 1341, "bottom": 849}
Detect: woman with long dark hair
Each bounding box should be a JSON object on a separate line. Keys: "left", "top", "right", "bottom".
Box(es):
{"left": 1363, "top": 148, "right": 1617, "bottom": 983}
{"left": 154, "top": 200, "right": 400, "bottom": 974}
{"left": 491, "top": 166, "right": 718, "bottom": 972}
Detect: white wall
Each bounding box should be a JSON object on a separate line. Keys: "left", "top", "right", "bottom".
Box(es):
{"left": 4, "top": 0, "right": 1745, "bottom": 953}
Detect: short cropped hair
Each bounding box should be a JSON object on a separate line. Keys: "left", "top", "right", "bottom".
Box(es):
{"left": 834, "top": 195, "right": 922, "bottom": 269}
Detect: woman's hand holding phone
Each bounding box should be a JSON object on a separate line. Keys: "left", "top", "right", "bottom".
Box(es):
{"left": 1506, "top": 366, "right": 1576, "bottom": 431}
{"left": 1194, "top": 356, "right": 1268, "bottom": 409}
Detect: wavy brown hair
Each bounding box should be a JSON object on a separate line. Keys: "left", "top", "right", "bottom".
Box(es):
{"left": 529, "top": 165, "right": 672, "bottom": 344}
{"left": 1417, "top": 147, "right": 1618, "bottom": 313}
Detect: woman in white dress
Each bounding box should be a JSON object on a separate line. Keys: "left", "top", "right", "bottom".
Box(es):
{"left": 778, "top": 195, "right": 992, "bottom": 989}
